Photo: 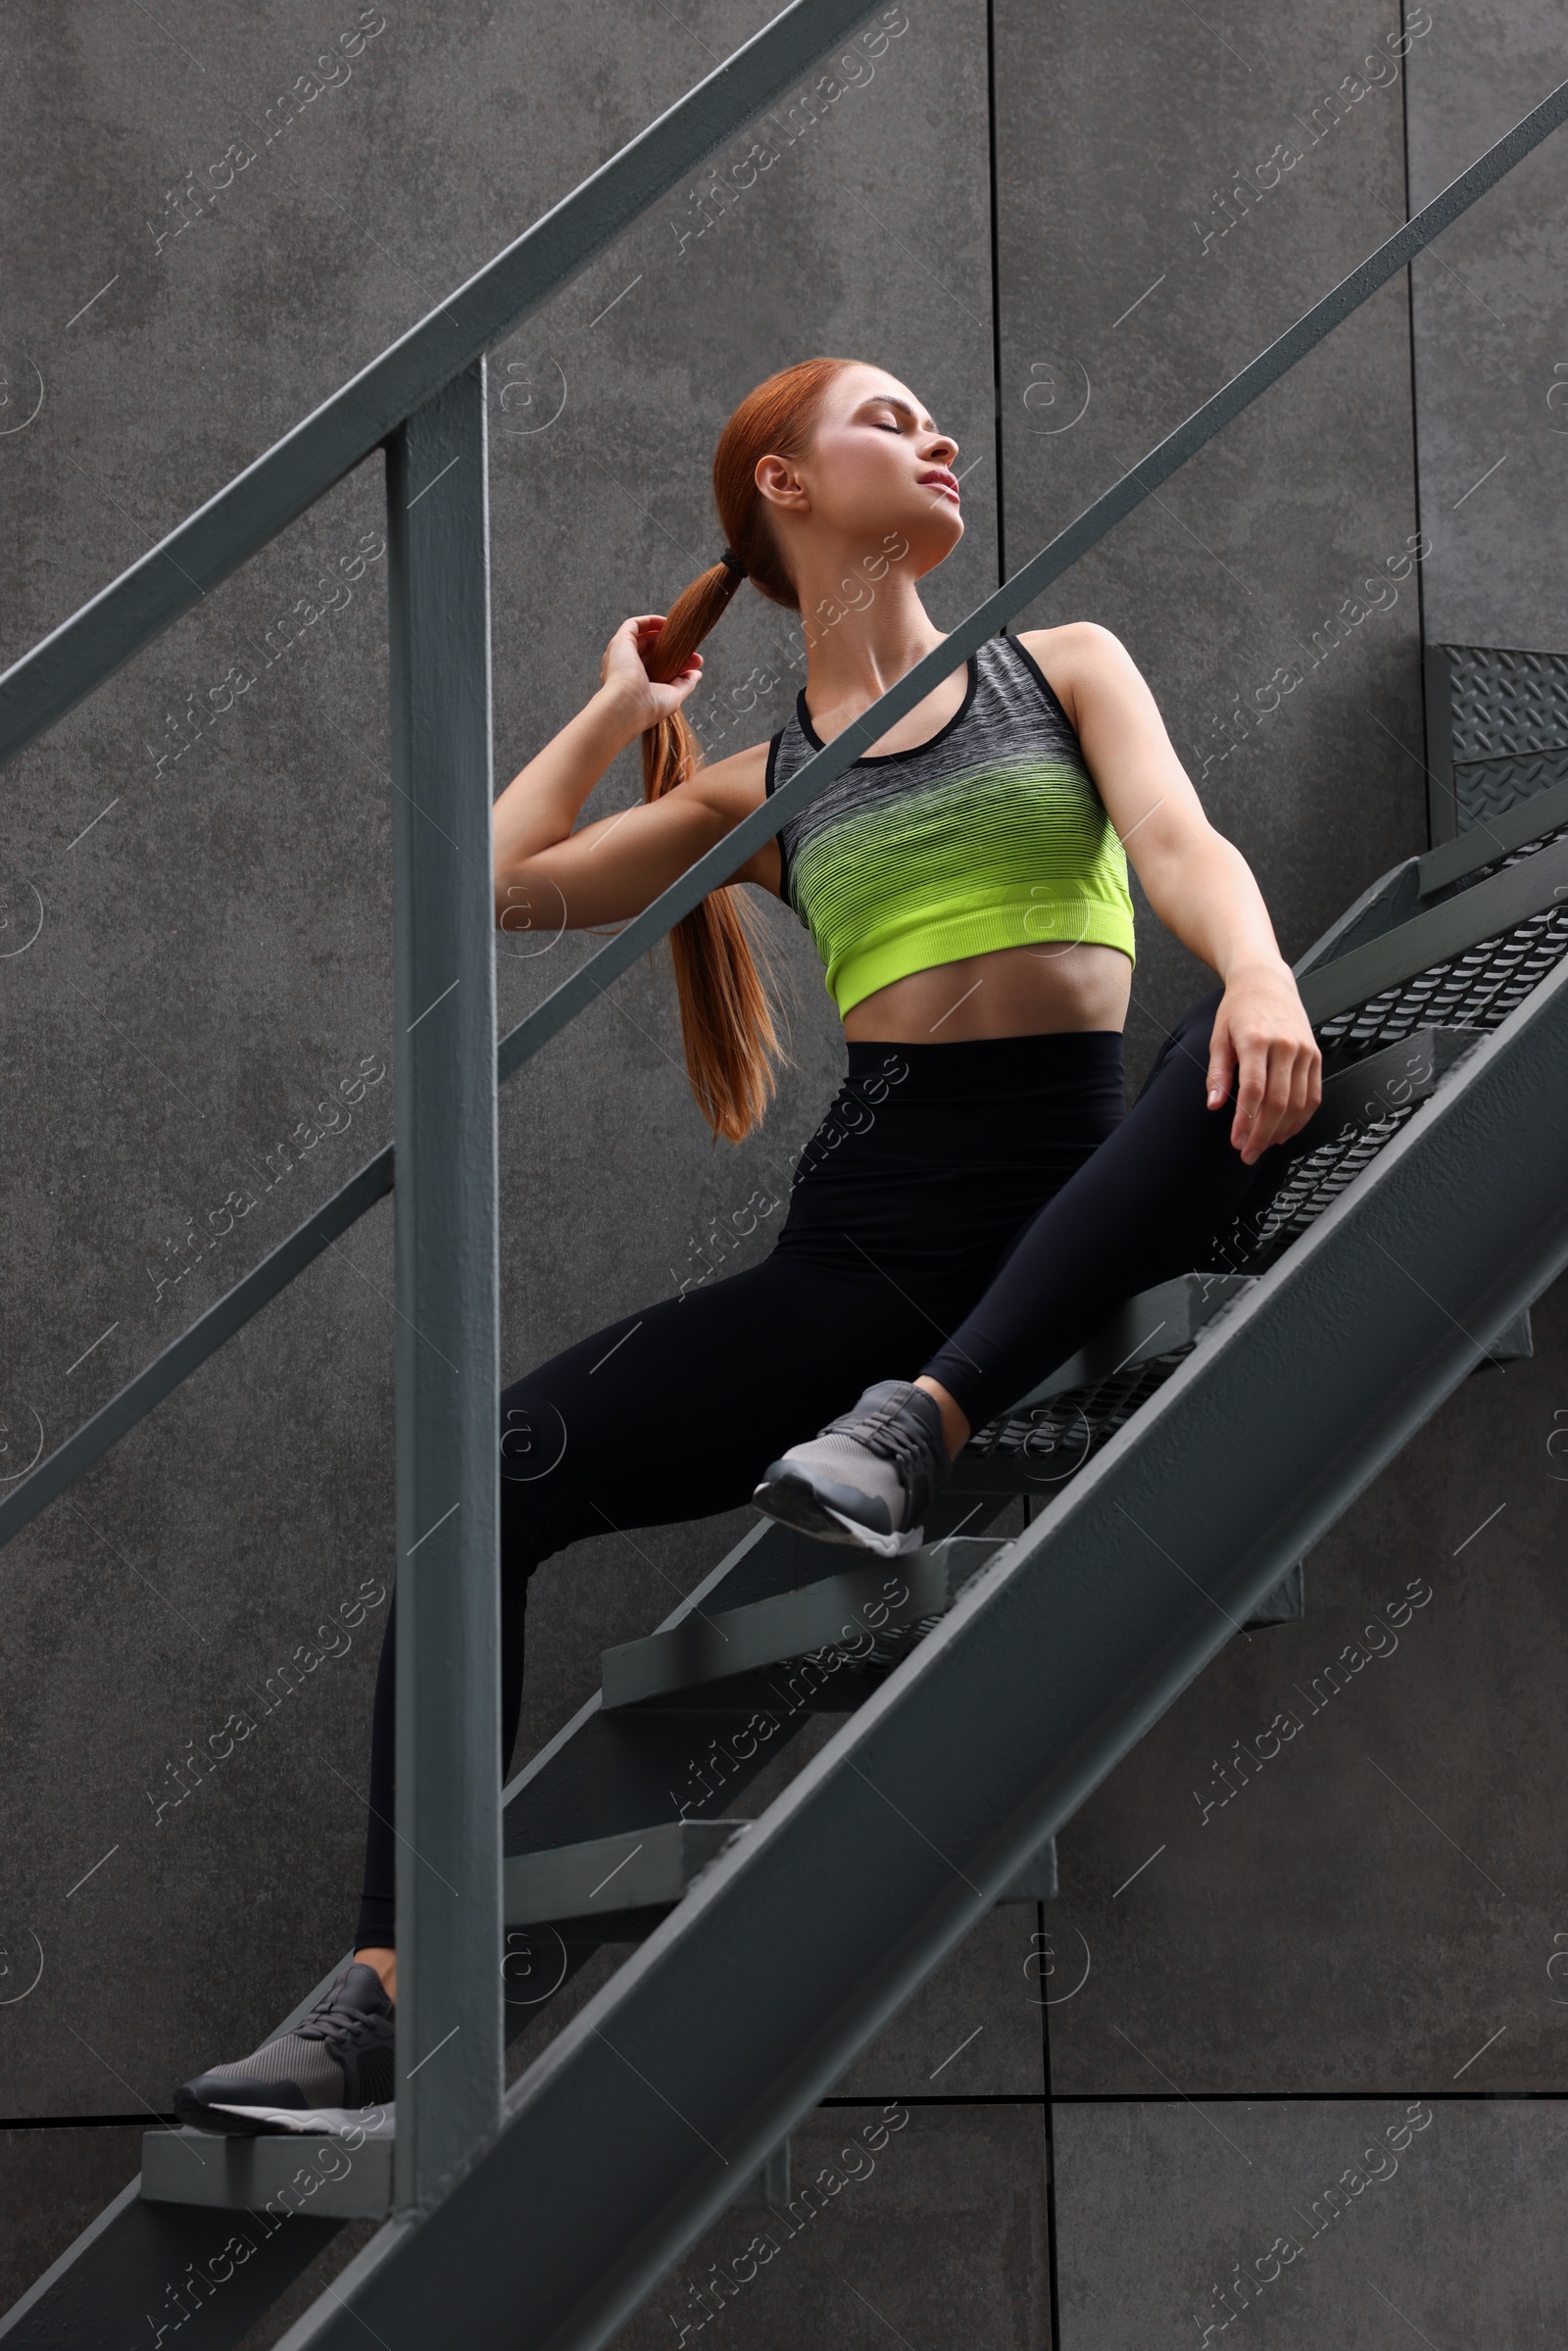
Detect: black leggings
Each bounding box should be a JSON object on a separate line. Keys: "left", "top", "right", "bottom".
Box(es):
{"left": 355, "top": 988, "right": 1289, "bottom": 1947}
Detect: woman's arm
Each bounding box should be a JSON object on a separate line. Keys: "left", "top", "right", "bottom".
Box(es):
{"left": 492, "top": 614, "right": 777, "bottom": 935}
{"left": 1022, "top": 621, "right": 1322, "bottom": 1166}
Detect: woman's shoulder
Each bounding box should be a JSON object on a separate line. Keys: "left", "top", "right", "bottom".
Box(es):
{"left": 1012, "top": 619, "right": 1129, "bottom": 668}
{"left": 686, "top": 735, "right": 771, "bottom": 812}
{"left": 1010, "top": 621, "right": 1137, "bottom": 730}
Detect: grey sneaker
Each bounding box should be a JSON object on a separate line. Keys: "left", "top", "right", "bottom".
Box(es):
{"left": 753, "top": 1379, "right": 951, "bottom": 1555}
{"left": 173, "top": 1960, "right": 395, "bottom": 2135}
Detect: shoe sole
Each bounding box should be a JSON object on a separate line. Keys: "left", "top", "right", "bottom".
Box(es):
{"left": 172, "top": 2088, "right": 299, "bottom": 2137}
{"left": 752, "top": 1472, "right": 925, "bottom": 1558}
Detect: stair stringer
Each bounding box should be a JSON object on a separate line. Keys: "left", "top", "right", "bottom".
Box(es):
{"left": 268, "top": 922, "right": 1568, "bottom": 2350}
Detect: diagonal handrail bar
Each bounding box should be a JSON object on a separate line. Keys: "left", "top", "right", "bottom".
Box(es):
{"left": 0, "top": 0, "right": 882, "bottom": 767}
{"left": 1, "top": 74, "right": 1563, "bottom": 1565}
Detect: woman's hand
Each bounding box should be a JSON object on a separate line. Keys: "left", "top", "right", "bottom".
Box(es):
{"left": 597, "top": 614, "right": 704, "bottom": 736}
{"left": 1205, "top": 961, "right": 1323, "bottom": 1165}
{"left": 492, "top": 611, "right": 755, "bottom": 925}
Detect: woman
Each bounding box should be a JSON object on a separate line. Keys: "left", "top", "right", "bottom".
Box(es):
{"left": 174, "top": 356, "right": 1319, "bottom": 2129}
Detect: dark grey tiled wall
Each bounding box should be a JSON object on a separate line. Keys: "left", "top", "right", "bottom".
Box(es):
{"left": 1404, "top": 0, "right": 1568, "bottom": 650}
{"left": 0, "top": 0, "right": 995, "bottom": 2203}
{"left": 613, "top": 2105, "right": 1053, "bottom": 2351}
{"left": 3, "top": 0, "right": 1564, "bottom": 2340}
{"left": 1047, "top": 1270, "right": 1568, "bottom": 2098}
{"left": 0, "top": 2126, "right": 143, "bottom": 2317}
{"left": 1053, "top": 2097, "right": 1567, "bottom": 2345}
{"left": 993, "top": 0, "right": 1433, "bottom": 1081}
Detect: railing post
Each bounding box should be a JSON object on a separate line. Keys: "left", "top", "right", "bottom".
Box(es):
{"left": 385, "top": 358, "right": 503, "bottom": 2210}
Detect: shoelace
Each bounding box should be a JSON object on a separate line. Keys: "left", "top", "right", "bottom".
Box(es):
{"left": 295, "top": 1989, "right": 389, "bottom": 2047}
{"left": 823, "top": 1391, "right": 928, "bottom": 1474}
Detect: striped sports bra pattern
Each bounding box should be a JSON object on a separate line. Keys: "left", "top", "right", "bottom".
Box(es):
{"left": 763, "top": 629, "right": 1137, "bottom": 1017}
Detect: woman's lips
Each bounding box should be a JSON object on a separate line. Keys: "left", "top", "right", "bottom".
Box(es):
{"left": 919, "top": 469, "right": 960, "bottom": 504}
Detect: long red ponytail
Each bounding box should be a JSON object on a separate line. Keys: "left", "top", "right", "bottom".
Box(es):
{"left": 642, "top": 357, "right": 855, "bottom": 1143}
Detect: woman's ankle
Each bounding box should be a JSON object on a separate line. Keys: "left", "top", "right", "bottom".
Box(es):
{"left": 913, "top": 1375, "right": 969, "bottom": 1460}
{"left": 354, "top": 1945, "right": 397, "bottom": 2004}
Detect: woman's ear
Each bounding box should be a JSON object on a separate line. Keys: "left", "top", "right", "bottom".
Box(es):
{"left": 755, "top": 452, "right": 809, "bottom": 514}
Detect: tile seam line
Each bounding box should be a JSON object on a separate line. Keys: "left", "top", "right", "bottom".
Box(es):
{"left": 816, "top": 2088, "right": 1566, "bottom": 2107}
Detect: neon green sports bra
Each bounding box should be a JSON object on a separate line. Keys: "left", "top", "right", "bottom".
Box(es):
{"left": 764, "top": 630, "right": 1136, "bottom": 1017}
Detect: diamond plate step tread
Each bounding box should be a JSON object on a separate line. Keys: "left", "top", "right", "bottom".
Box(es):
{"left": 1443, "top": 641, "right": 1568, "bottom": 763}
{"left": 1425, "top": 641, "right": 1568, "bottom": 848}
{"left": 1454, "top": 745, "right": 1568, "bottom": 828}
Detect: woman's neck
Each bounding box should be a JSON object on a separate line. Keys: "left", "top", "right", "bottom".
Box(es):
{"left": 794, "top": 556, "right": 948, "bottom": 733}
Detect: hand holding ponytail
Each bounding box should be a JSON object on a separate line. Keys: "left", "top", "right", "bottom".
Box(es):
{"left": 640, "top": 356, "right": 856, "bottom": 1144}
{"left": 640, "top": 556, "right": 787, "bottom": 1145}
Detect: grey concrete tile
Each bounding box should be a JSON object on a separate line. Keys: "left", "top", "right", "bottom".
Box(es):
{"left": 0, "top": 2125, "right": 145, "bottom": 2315}
{"left": 829, "top": 1904, "right": 1049, "bottom": 2099}
{"left": 1405, "top": 1, "right": 1568, "bottom": 648}
{"left": 228, "top": 2221, "right": 380, "bottom": 2351}
{"left": 1045, "top": 1265, "right": 1568, "bottom": 2095}
{"left": 614, "top": 2102, "right": 1052, "bottom": 2351}
{"left": 994, "top": 0, "right": 1429, "bottom": 1079}
{"left": 1053, "top": 2094, "right": 1568, "bottom": 2347}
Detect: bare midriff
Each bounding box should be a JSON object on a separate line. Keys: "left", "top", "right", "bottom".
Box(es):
{"left": 840, "top": 938, "right": 1133, "bottom": 1043}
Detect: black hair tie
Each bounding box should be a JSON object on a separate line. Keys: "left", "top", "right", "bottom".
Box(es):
{"left": 719, "top": 548, "right": 748, "bottom": 577}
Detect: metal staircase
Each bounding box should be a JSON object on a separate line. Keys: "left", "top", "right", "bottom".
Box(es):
{"left": 3, "top": 8, "right": 1568, "bottom": 2346}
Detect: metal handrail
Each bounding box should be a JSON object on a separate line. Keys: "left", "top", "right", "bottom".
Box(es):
{"left": 0, "top": 0, "right": 884, "bottom": 765}
{"left": 1, "top": 70, "right": 1563, "bottom": 1562}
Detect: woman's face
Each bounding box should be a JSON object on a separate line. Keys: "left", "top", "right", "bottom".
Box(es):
{"left": 760, "top": 365, "right": 963, "bottom": 577}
